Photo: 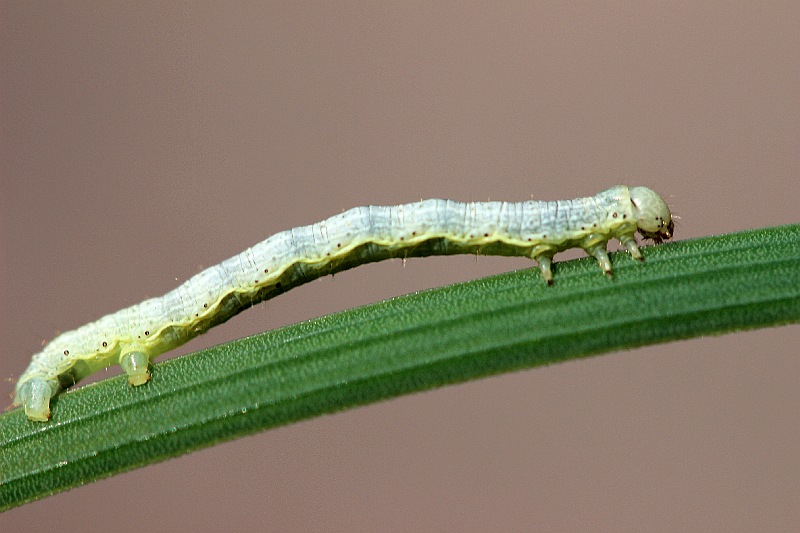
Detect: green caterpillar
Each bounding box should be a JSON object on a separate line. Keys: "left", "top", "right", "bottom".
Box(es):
{"left": 14, "top": 185, "right": 673, "bottom": 421}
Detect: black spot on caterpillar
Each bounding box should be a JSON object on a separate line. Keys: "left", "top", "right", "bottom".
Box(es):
{"left": 14, "top": 185, "right": 673, "bottom": 421}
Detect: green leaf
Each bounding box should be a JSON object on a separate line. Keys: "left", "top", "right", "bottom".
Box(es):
{"left": 1, "top": 224, "right": 799, "bottom": 510}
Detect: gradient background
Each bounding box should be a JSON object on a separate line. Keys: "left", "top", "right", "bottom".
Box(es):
{"left": 1, "top": 2, "right": 798, "bottom": 531}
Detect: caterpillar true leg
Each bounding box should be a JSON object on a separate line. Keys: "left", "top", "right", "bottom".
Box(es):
{"left": 586, "top": 244, "right": 613, "bottom": 276}
{"left": 619, "top": 235, "right": 644, "bottom": 261}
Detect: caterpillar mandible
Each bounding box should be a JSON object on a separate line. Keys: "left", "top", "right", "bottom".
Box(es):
{"left": 14, "top": 185, "right": 673, "bottom": 421}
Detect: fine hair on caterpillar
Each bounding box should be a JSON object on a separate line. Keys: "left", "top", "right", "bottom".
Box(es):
{"left": 14, "top": 185, "right": 674, "bottom": 421}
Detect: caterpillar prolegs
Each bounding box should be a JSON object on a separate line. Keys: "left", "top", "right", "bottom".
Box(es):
{"left": 14, "top": 185, "right": 673, "bottom": 421}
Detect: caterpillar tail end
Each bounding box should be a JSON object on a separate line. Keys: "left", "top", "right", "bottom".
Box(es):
{"left": 120, "top": 350, "right": 151, "bottom": 386}
{"left": 16, "top": 378, "right": 60, "bottom": 422}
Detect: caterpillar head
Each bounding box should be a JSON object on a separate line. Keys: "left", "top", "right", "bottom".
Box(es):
{"left": 629, "top": 186, "right": 674, "bottom": 243}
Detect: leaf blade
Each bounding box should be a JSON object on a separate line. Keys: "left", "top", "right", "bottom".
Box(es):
{"left": 2, "top": 224, "right": 799, "bottom": 510}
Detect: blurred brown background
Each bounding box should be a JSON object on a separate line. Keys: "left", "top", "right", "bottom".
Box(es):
{"left": 1, "top": 2, "right": 798, "bottom": 531}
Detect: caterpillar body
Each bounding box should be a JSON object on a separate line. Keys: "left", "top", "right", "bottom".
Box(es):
{"left": 14, "top": 185, "right": 673, "bottom": 421}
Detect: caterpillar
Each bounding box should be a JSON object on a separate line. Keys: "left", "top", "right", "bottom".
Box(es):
{"left": 14, "top": 185, "right": 673, "bottom": 421}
